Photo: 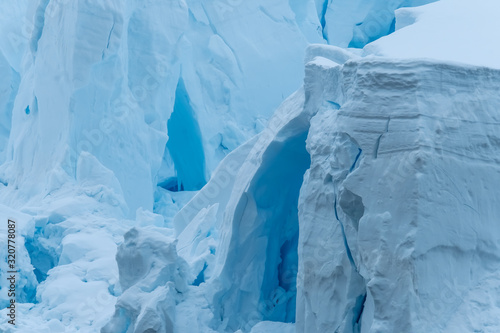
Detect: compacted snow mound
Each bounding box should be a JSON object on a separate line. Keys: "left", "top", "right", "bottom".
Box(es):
{"left": 103, "top": 227, "right": 189, "bottom": 333}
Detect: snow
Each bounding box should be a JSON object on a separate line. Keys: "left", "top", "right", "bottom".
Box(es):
{"left": 0, "top": 205, "right": 37, "bottom": 305}
{"left": 103, "top": 227, "right": 189, "bottom": 333}
{"left": 2, "top": 0, "right": 500, "bottom": 332}
{"left": 364, "top": 0, "right": 500, "bottom": 68}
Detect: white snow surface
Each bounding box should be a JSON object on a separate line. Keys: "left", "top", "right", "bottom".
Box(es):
{"left": 1, "top": 0, "right": 500, "bottom": 333}
{"left": 365, "top": 0, "right": 500, "bottom": 68}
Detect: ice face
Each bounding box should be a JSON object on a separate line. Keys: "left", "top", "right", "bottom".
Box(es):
{"left": 0, "top": 52, "right": 18, "bottom": 166}
{"left": 0, "top": 1, "right": 324, "bottom": 331}
{"left": 297, "top": 52, "right": 500, "bottom": 333}
{"left": 315, "top": 0, "right": 436, "bottom": 47}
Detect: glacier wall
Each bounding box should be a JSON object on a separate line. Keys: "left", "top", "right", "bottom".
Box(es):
{"left": 314, "top": 0, "right": 435, "bottom": 47}
{"left": 0, "top": 0, "right": 326, "bottom": 217}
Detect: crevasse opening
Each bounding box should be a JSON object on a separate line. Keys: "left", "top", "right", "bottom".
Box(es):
{"left": 165, "top": 77, "right": 207, "bottom": 191}
{"left": 250, "top": 131, "right": 311, "bottom": 324}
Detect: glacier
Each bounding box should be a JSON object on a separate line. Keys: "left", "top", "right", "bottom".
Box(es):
{"left": 2, "top": 0, "right": 500, "bottom": 332}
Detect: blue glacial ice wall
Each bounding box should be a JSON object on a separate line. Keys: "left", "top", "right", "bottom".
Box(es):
{"left": 164, "top": 77, "right": 207, "bottom": 191}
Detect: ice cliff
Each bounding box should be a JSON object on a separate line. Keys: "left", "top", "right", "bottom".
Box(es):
{"left": 2, "top": 0, "right": 500, "bottom": 332}
{"left": 297, "top": 54, "right": 500, "bottom": 333}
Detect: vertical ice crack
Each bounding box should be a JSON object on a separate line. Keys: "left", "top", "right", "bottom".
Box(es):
{"left": 334, "top": 151, "right": 368, "bottom": 331}
{"left": 30, "top": 0, "right": 51, "bottom": 54}
{"left": 101, "top": 20, "right": 116, "bottom": 60}
{"left": 374, "top": 117, "right": 390, "bottom": 159}
{"left": 333, "top": 139, "right": 364, "bottom": 272}
{"left": 319, "top": 0, "right": 330, "bottom": 42}
{"left": 106, "top": 21, "right": 115, "bottom": 50}
{"left": 350, "top": 148, "right": 362, "bottom": 173}
{"left": 334, "top": 198, "right": 357, "bottom": 271}
{"left": 353, "top": 293, "right": 367, "bottom": 332}
{"left": 199, "top": 4, "right": 243, "bottom": 74}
